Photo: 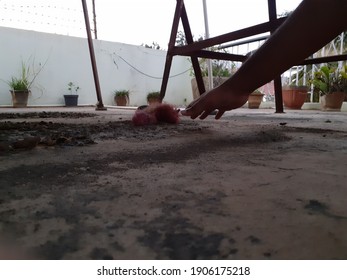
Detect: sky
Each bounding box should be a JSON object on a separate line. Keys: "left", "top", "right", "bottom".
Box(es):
{"left": 0, "top": 0, "right": 302, "bottom": 49}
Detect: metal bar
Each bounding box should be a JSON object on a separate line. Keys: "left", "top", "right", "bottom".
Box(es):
{"left": 273, "top": 76, "right": 283, "bottom": 113}
{"left": 299, "top": 54, "right": 347, "bottom": 65}
{"left": 159, "top": 0, "right": 184, "bottom": 100}
{"left": 167, "top": 0, "right": 184, "bottom": 54}
{"left": 175, "top": 49, "right": 247, "bottom": 62}
{"left": 268, "top": 0, "right": 284, "bottom": 113}
{"left": 180, "top": 1, "right": 206, "bottom": 95}
{"left": 172, "top": 17, "right": 286, "bottom": 56}
{"left": 218, "top": 34, "right": 270, "bottom": 49}
{"left": 92, "top": 0, "right": 98, "bottom": 39}
{"left": 81, "top": 0, "right": 106, "bottom": 110}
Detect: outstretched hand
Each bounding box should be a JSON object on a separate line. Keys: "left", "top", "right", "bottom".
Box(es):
{"left": 181, "top": 86, "right": 249, "bottom": 119}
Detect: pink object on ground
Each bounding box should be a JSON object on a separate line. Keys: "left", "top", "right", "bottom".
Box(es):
{"left": 132, "top": 104, "right": 179, "bottom": 126}
{"left": 132, "top": 110, "right": 157, "bottom": 126}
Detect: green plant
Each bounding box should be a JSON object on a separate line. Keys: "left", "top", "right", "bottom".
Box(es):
{"left": 310, "top": 64, "right": 347, "bottom": 96}
{"left": 141, "top": 42, "right": 162, "bottom": 50}
{"left": 7, "top": 59, "right": 43, "bottom": 91}
{"left": 147, "top": 91, "right": 160, "bottom": 100}
{"left": 8, "top": 60, "right": 30, "bottom": 90}
{"left": 67, "top": 82, "right": 80, "bottom": 94}
{"left": 8, "top": 76, "right": 29, "bottom": 91}
{"left": 114, "top": 89, "right": 129, "bottom": 98}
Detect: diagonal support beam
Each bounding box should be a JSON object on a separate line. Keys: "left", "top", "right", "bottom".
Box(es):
{"left": 160, "top": 0, "right": 206, "bottom": 100}
{"left": 159, "top": 0, "right": 185, "bottom": 101}
{"left": 180, "top": 0, "right": 205, "bottom": 95}
{"left": 81, "top": 0, "right": 106, "bottom": 110}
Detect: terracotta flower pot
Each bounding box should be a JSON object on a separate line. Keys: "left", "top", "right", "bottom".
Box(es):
{"left": 320, "top": 92, "right": 345, "bottom": 111}
{"left": 248, "top": 93, "right": 264, "bottom": 109}
{"left": 147, "top": 97, "right": 161, "bottom": 105}
{"left": 115, "top": 95, "right": 128, "bottom": 106}
{"left": 282, "top": 86, "right": 308, "bottom": 109}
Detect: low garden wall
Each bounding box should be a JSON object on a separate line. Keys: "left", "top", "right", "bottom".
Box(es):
{"left": 0, "top": 26, "right": 192, "bottom": 107}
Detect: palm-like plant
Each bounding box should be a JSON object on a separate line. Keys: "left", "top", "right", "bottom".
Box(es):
{"left": 311, "top": 65, "right": 347, "bottom": 95}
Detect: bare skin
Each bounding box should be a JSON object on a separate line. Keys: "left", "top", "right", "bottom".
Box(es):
{"left": 182, "top": 0, "right": 347, "bottom": 119}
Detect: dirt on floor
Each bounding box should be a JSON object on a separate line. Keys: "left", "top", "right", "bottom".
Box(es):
{"left": 0, "top": 107, "right": 347, "bottom": 260}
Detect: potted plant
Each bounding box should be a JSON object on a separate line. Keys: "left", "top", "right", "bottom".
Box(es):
{"left": 8, "top": 75, "right": 30, "bottom": 108}
{"left": 64, "top": 82, "right": 80, "bottom": 107}
{"left": 311, "top": 65, "right": 347, "bottom": 111}
{"left": 281, "top": 66, "right": 310, "bottom": 109}
{"left": 147, "top": 91, "right": 161, "bottom": 105}
{"left": 248, "top": 89, "right": 264, "bottom": 109}
{"left": 7, "top": 59, "right": 42, "bottom": 108}
{"left": 282, "top": 84, "right": 309, "bottom": 109}
{"left": 114, "top": 90, "right": 129, "bottom": 106}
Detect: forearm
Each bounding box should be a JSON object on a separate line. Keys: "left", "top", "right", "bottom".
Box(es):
{"left": 223, "top": 0, "right": 347, "bottom": 94}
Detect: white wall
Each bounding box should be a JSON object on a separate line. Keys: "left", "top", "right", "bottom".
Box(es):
{"left": 0, "top": 27, "right": 193, "bottom": 107}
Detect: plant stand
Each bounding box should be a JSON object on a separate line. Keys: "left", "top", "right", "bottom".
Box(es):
{"left": 64, "top": 95, "right": 79, "bottom": 107}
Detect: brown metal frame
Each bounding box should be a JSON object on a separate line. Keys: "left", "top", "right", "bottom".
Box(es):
{"left": 160, "top": 0, "right": 347, "bottom": 113}
{"left": 81, "top": 0, "right": 106, "bottom": 110}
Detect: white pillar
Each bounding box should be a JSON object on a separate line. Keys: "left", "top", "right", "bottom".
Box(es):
{"left": 202, "top": 0, "right": 213, "bottom": 90}
{"left": 339, "top": 32, "right": 344, "bottom": 69}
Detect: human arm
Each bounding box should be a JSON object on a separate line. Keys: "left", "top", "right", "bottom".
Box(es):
{"left": 182, "top": 0, "right": 347, "bottom": 119}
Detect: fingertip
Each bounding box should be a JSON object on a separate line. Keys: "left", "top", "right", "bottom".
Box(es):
{"left": 180, "top": 109, "right": 187, "bottom": 116}
{"left": 181, "top": 109, "right": 192, "bottom": 117}
{"left": 199, "top": 111, "right": 210, "bottom": 119}
{"left": 215, "top": 110, "right": 225, "bottom": 119}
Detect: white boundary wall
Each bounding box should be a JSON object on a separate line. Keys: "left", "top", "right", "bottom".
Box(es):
{"left": 0, "top": 27, "right": 193, "bottom": 107}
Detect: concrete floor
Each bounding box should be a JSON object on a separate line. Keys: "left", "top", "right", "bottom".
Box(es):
{"left": 0, "top": 106, "right": 347, "bottom": 259}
